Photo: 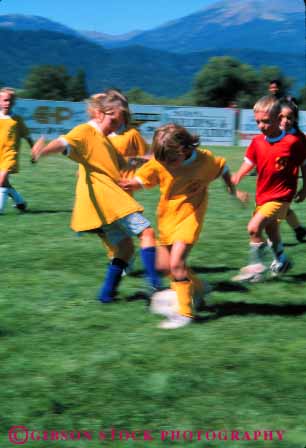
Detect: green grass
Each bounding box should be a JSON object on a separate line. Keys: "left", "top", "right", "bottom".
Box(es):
{"left": 1, "top": 145, "right": 306, "bottom": 448}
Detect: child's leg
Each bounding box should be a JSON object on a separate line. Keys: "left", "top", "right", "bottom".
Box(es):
{"left": 138, "top": 226, "right": 162, "bottom": 291}
{"left": 97, "top": 234, "right": 134, "bottom": 303}
{"left": 155, "top": 245, "right": 171, "bottom": 276}
{"left": 169, "top": 241, "right": 193, "bottom": 318}
{"left": 286, "top": 208, "right": 306, "bottom": 242}
{"left": 247, "top": 211, "right": 269, "bottom": 265}
{"left": 6, "top": 179, "right": 27, "bottom": 210}
{"left": 286, "top": 208, "right": 301, "bottom": 230}
{"left": 0, "top": 186, "right": 9, "bottom": 214}
{"left": 158, "top": 242, "right": 193, "bottom": 329}
{"left": 265, "top": 220, "right": 291, "bottom": 273}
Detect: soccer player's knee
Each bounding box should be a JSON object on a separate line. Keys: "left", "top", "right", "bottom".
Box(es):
{"left": 247, "top": 221, "right": 260, "bottom": 237}
{"left": 139, "top": 226, "right": 156, "bottom": 246}
{"left": 116, "top": 237, "right": 134, "bottom": 261}
{"left": 169, "top": 262, "right": 186, "bottom": 280}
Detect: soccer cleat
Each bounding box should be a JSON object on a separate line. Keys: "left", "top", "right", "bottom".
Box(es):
{"left": 13, "top": 202, "right": 27, "bottom": 212}
{"left": 270, "top": 258, "right": 292, "bottom": 277}
{"left": 294, "top": 226, "right": 306, "bottom": 243}
{"left": 158, "top": 314, "right": 192, "bottom": 330}
{"left": 232, "top": 263, "right": 267, "bottom": 283}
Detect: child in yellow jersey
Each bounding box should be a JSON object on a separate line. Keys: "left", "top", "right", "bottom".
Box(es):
{"left": 0, "top": 87, "right": 34, "bottom": 214}
{"left": 31, "top": 90, "right": 161, "bottom": 302}
{"left": 120, "top": 123, "right": 248, "bottom": 329}
{"left": 101, "top": 89, "right": 150, "bottom": 269}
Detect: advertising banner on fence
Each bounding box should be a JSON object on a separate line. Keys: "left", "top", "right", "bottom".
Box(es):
{"left": 14, "top": 100, "right": 235, "bottom": 146}
{"left": 161, "top": 106, "right": 236, "bottom": 146}
{"left": 14, "top": 99, "right": 164, "bottom": 142}
{"left": 14, "top": 99, "right": 87, "bottom": 140}
{"left": 238, "top": 109, "right": 258, "bottom": 147}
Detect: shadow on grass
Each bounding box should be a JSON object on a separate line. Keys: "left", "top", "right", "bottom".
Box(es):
{"left": 213, "top": 281, "right": 249, "bottom": 292}
{"left": 195, "top": 301, "right": 306, "bottom": 323}
{"left": 24, "top": 209, "right": 72, "bottom": 214}
{"left": 128, "top": 265, "right": 234, "bottom": 278}
{"left": 192, "top": 266, "right": 234, "bottom": 274}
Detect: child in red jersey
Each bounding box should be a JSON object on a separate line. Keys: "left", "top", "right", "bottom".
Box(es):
{"left": 232, "top": 96, "right": 306, "bottom": 282}
{"left": 279, "top": 98, "right": 306, "bottom": 242}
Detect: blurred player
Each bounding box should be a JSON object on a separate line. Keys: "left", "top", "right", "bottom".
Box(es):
{"left": 120, "top": 123, "right": 248, "bottom": 329}
{"left": 0, "top": 87, "right": 34, "bottom": 214}
{"left": 32, "top": 90, "right": 161, "bottom": 302}
{"left": 232, "top": 96, "right": 306, "bottom": 282}
{"left": 279, "top": 98, "right": 306, "bottom": 242}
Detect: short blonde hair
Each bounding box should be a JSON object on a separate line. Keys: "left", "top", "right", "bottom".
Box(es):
{"left": 0, "top": 87, "right": 16, "bottom": 97}
{"left": 253, "top": 95, "right": 281, "bottom": 118}
{"left": 152, "top": 123, "right": 200, "bottom": 163}
{"left": 87, "top": 89, "right": 131, "bottom": 124}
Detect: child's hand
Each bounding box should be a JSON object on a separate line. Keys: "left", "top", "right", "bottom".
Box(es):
{"left": 231, "top": 172, "right": 240, "bottom": 185}
{"left": 31, "top": 137, "right": 46, "bottom": 162}
{"left": 118, "top": 178, "right": 142, "bottom": 192}
{"left": 236, "top": 189, "right": 250, "bottom": 204}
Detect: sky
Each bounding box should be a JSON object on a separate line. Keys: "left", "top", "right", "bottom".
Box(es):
{"left": 0, "top": 0, "right": 218, "bottom": 34}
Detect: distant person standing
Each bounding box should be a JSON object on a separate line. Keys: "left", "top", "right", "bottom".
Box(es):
{"left": 0, "top": 87, "right": 33, "bottom": 214}
{"left": 268, "top": 80, "right": 284, "bottom": 99}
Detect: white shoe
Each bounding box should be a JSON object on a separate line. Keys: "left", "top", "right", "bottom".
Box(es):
{"left": 158, "top": 314, "right": 192, "bottom": 329}
{"left": 232, "top": 263, "right": 267, "bottom": 283}
{"left": 270, "top": 258, "right": 292, "bottom": 277}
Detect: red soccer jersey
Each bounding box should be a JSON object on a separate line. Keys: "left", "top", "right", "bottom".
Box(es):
{"left": 245, "top": 133, "right": 306, "bottom": 205}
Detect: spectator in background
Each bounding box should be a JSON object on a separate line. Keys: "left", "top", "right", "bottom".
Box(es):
{"left": 268, "top": 80, "right": 284, "bottom": 99}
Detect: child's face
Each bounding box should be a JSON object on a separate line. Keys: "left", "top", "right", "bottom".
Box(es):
{"left": 254, "top": 110, "right": 280, "bottom": 138}
{"left": 279, "top": 107, "right": 295, "bottom": 132}
{"left": 268, "top": 83, "right": 280, "bottom": 96}
{"left": 163, "top": 148, "right": 192, "bottom": 168}
{"left": 0, "top": 92, "right": 15, "bottom": 114}
{"left": 98, "top": 108, "right": 124, "bottom": 135}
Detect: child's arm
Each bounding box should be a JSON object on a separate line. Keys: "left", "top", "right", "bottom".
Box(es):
{"left": 231, "top": 160, "right": 254, "bottom": 185}
{"left": 31, "top": 137, "right": 66, "bottom": 162}
{"left": 222, "top": 166, "right": 249, "bottom": 203}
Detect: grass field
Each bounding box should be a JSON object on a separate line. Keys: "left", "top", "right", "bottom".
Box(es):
{"left": 1, "top": 144, "right": 306, "bottom": 448}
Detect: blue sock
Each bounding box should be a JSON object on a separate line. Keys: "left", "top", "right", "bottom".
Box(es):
{"left": 98, "top": 258, "right": 127, "bottom": 303}
{"left": 140, "top": 246, "right": 162, "bottom": 290}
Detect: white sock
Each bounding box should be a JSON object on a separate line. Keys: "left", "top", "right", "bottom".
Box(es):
{"left": 249, "top": 241, "right": 266, "bottom": 264}
{"left": 0, "top": 187, "right": 9, "bottom": 213}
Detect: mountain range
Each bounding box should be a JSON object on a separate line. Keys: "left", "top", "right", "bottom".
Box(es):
{"left": 81, "top": 0, "right": 304, "bottom": 54}
{"left": 0, "top": 0, "right": 304, "bottom": 97}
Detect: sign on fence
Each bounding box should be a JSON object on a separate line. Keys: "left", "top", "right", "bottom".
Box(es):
{"left": 161, "top": 106, "right": 236, "bottom": 146}
{"left": 14, "top": 99, "right": 236, "bottom": 146}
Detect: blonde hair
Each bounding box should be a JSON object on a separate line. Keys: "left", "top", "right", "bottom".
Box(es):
{"left": 253, "top": 95, "right": 281, "bottom": 118}
{"left": 152, "top": 123, "right": 200, "bottom": 163}
{"left": 0, "top": 87, "right": 16, "bottom": 97}
{"left": 87, "top": 89, "right": 131, "bottom": 124}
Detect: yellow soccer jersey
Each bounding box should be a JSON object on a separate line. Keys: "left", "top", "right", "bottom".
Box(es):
{"left": 135, "top": 149, "right": 226, "bottom": 245}
{"left": 109, "top": 128, "right": 148, "bottom": 158}
{"left": 61, "top": 123, "right": 144, "bottom": 231}
{"left": 0, "top": 115, "right": 29, "bottom": 173}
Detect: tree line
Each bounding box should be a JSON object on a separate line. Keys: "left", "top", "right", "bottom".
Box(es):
{"left": 6, "top": 56, "right": 306, "bottom": 108}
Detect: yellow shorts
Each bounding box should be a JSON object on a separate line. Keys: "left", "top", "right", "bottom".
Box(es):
{"left": 255, "top": 201, "right": 290, "bottom": 220}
